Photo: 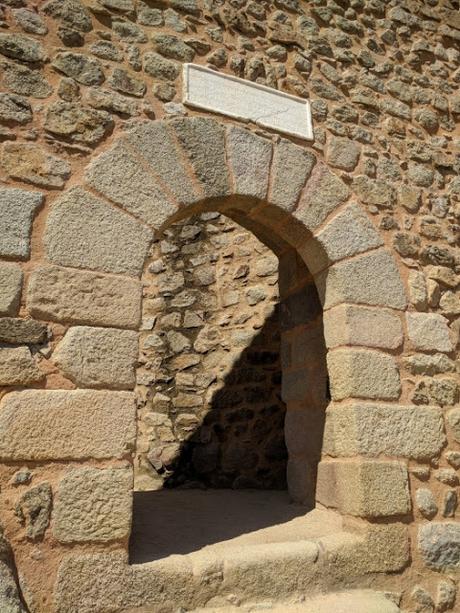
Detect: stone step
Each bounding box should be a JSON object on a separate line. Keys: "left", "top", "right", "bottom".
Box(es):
{"left": 191, "top": 590, "right": 401, "bottom": 613}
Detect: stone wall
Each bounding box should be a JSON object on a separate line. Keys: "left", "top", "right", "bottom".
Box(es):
{"left": 136, "top": 213, "right": 287, "bottom": 491}
{"left": 0, "top": 0, "right": 458, "bottom": 611}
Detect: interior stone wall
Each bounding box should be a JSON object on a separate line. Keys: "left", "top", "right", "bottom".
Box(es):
{"left": 135, "top": 213, "right": 287, "bottom": 491}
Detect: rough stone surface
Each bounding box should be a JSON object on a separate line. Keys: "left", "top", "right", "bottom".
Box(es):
{"left": 44, "top": 187, "right": 152, "bottom": 276}
{"left": 327, "top": 348, "right": 401, "bottom": 401}
{"left": 447, "top": 408, "right": 460, "bottom": 444}
{"left": 270, "top": 139, "right": 316, "bottom": 211}
{"left": 85, "top": 87, "right": 139, "bottom": 116}
{"left": 44, "top": 101, "right": 113, "bottom": 145}
{"left": 152, "top": 33, "right": 194, "bottom": 61}
{"left": 13, "top": 9, "right": 48, "bottom": 35}
{"left": 0, "top": 92, "right": 32, "bottom": 124}
{"left": 323, "top": 305, "right": 403, "bottom": 350}
{"left": 108, "top": 67, "right": 146, "bottom": 97}
{"left": 15, "top": 483, "right": 52, "bottom": 540}
{"left": 84, "top": 142, "right": 177, "bottom": 228}
{"left": 227, "top": 126, "right": 272, "bottom": 200}
{"left": 0, "top": 187, "right": 43, "bottom": 259}
{"left": 302, "top": 202, "right": 383, "bottom": 273}
{"left": 317, "top": 460, "right": 410, "bottom": 518}
{"left": 27, "top": 265, "right": 142, "bottom": 329}
{"left": 43, "top": 0, "right": 93, "bottom": 32}
{"left": 0, "top": 346, "right": 43, "bottom": 386}
{"left": 125, "top": 121, "right": 198, "bottom": 205}
{"left": 295, "top": 165, "right": 350, "bottom": 230}
{"left": 0, "top": 318, "right": 47, "bottom": 344}
{"left": 0, "top": 33, "right": 46, "bottom": 63}
{"left": 316, "top": 249, "right": 407, "bottom": 310}
{"left": 418, "top": 523, "right": 460, "bottom": 571}
{"left": 143, "top": 51, "right": 180, "bottom": 81}
{"left": 406, "top": 313, "right": 454, "bottom": 353}
{"left": 324, "top": 403, "right": 445, "bottom": 461}
{"left": 53, "top": 467, "right": 132, "bottom": 543}
{"left": 0, "top": 390, "right": 136, "bottom": 460}
{"left": 1, "top": 61, "right": 53, "bottom": 98}
{"left": 172, "top": 117, "right": 230, "bottom": 199}
{"left": 415, "top": 488, "right": 438, "bottom": 519}
{"left": 327, "top": 136, "right": 361, "bottom": 171}
{"left": 0, "top": 533, "right": 27, "bottom": 612}
{"left": 0, "top": 263, "right": 22, "bottom": 317}
{"left": 2, "top": 143, "right": 71, "bottom": 189}
{"left": 53, "top": 326, "right": 138, "bottom": 389}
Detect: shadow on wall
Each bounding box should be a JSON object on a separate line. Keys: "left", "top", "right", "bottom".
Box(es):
{"left": 130, "top": 270, "right": 329, "bottom": 562}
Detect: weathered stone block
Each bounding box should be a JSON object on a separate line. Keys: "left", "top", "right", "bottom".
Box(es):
{"left": 0, "top": 318, "right": 47, "bottom": 344}
{"left": 53, "top": 326, "right": 138, "bottom": 389}
{"left": 406, "top": 312, "right": 454, "bottom": 353}
{"left": 53, "top": 467, "right": 132, "bottom": 543}
{"left": 301, "top": 202, "right": 383, "bottom": 273}
{"left": 316, "top": 249, "right": 407, "bottom": 310}
{"left": 418, "top": 523, "right": 460, "bottom": 571}
{"left": 44, "top": 187, "right": 152, "bottom": 277}
{"left": 0, "top": 187, "right": 43, "bottom": 259}
{"left": 0, "top": 92, "right": 32, "bottom": 124}
{"left": 0, "top": 346, "right": 43, "bottom": 386}
{"left": 0, "top": 33, "right": 46, "bottom": 63}
{"left": 2, "top": 142, "right": 71, "bottom": 189}
{"left": 15, "top": 482, "right": 52, "bottom": 540}
{"left": 327, "top": 348, "right": 401, "bottom": 401}
{"left": 326, "top": 136, "right": 361, "bottom": 171}
{"left": 226, "top": 126, "right": 272, "bottom": 200}
{"left": 27, "top": 265, "right": 141, "bottom": 329}
{"left": 172, "top": 117, "right": 230, "bottom": 199}
{"left": 270, "top": 139, "right": 316, "bottom": 211}
{"left": 0, "top": 390, "right": 136, "bottom": 460}
{"left": 0, "top": 263, "right": 22, "bottom": 316}
{"left": 323, "top": 403, "right": 445, "bottom": 461}
{"left": 84, "top": 142, "right": 177, "bottom": 229}
{"left": 323, "top": 305, "right": 403, "bottom": 350}
{"left": 125, "top": 121, "right": 198, "bottom": 206}
{"left": 44, "top": 101, "right": 113, "bottom": 146}
{"left": 317, "top": 459, "right": 410, "bottom": 517}
{"left": 52, "top": 52, "right": 104, "bottom": 86}
{"left": 295, "top": 164, "right": 350, "bottom": 231}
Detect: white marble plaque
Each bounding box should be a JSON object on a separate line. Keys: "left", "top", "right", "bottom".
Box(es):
{"left": 183, "top": 63, "right": 313, "bottom": 140}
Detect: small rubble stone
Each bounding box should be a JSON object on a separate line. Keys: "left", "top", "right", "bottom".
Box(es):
{"left": 0, "top": 93, "right": 32, "bottom": 124}
{"left": 0, "top": 33, "right": 47, "bottom": 63}
{"left": 406, "top": 313, "right": 453, "bottom": 353}
{"left": 418, "top": 523, "right": 460, "bottom": 571}
{"left": 2, "top": 143, "right": 71, "bottom": 189}
{"left": 52, "top": 52, "right": 105, "bottom": 86}
{"left": 152, "top": 34, "right": 195, "bottom": 62}
{"left": 327, "top": 136, "right": 361, "bottom": 171}
{"left": 43, "top": 0, "right": 93, "bottom": 32}
{"left": 109, "top": 67, "right": 146, "bottom": 97}
{"left": 0, "top": 318, "right": 47, "bottom": 345}
{"left": 44, "top": 101, "right": 113, "bottom": 145}
{"left": 112, "top": 18, "right": 147, "bottom": 43}
{"left": 89, "top": 40, "right": 122, "bottom": 62}
{"left": 15, "top": 483, "right": 52, "bottom": 540}
{"left": 1, "top": 61, "right": 53, "bottom": 98}
{"left": 143, "top": 51, "right": 180, "bottom": 81}
{"left": 13, "top": 8, "right": 48, "bottom": 35}
{"left": 85, "top": 87, "right": 139, "bottom": 116}
{"left": 415, "top": 488, "right": 437, "bottom": 519}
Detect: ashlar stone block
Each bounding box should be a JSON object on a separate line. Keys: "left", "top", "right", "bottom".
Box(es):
{"left": 0, "top": 187, "right": 43, "bottom": 259}
{"left": 226, "top": 126, "right": 272, "bottom": 200}
{"left": 294, "top": 164, "right": 350, "bottom": 231}
{"left": 316, "top": 249, "right": 407, "bottom": 310}
{"left": 327, "top": 348, "right": 401, "bottom": 401}
{"left": 0, "top": 346, "right": 43, "bottom": 386}
{"left": 171, "top": 116, "right": 230, "bottom": 199}
{"left": 317, "top": 459, "right": 411, "bottom": 518}
{"left": 406, "top": 312, "right": 454, "bottom": 353}
{"left": 323, "top": 403, "right": 446, "bottom": 461}
{"left": 0, "top": 390, "right": 136, "bottom": 461}
{"left": 44, "top": 187, "right": 152, "bottom": 277}
{"left": 301, "top": 202, "right": 383, "bottom": 274}
{"left": 53, "top": 326, "right": 138, "bottom": 389}
{"left": 269, "top": 139, "right": 316, "bottom": 211}
{"left": 0, "top": 262, "right": 23, "bottom": 316}
{"left": 125, "top": 121, "right": 198, "bottom": 206}
{"left": 84, "top": 142, "right": 178, "bottom": 229}
{"left": 323, "top": 305, "right": 403, "bottom": 350}
{"left": 53, "top": 467, "right": 132, "bottom": 543}
{"left": 27, "top": 265, "right": 142, "bottom": 329}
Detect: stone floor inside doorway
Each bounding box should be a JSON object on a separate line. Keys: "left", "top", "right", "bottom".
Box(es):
{"left": 129, "top": 489, "right": 342, "bottom": 564}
